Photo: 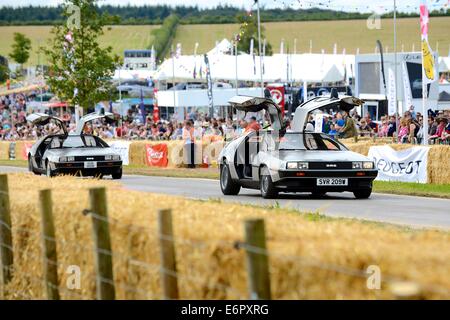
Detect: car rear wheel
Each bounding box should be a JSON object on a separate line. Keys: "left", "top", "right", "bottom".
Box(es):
{"left": 353, "top": 188, "right": 372, "bottom": 199}
{"left": 112, "top": 168, "right": 123, "bottom": 180}
{"left": 260, "top": 167, "right": 278, "bottom": 199}
{"left": 220, "top": 162, "right": 240, "bottom": 195}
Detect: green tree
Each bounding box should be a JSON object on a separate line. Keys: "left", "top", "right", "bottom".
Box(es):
{"left": 236, "top": 14, "right": 273, "bottom": 56}
{"left": 42, "top": 0, "right": 120, "bottom": 110}
{"left": 9, "top": 32, "right": 32, "bottom": 69}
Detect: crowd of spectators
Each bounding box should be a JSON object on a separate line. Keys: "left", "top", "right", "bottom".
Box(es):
{"left": 1, "top": 92, "right": 449, "bottom": 145}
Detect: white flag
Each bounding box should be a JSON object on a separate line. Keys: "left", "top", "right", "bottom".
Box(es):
{"left": 402, "top": 62, "right": 413, "bottom": 108}
{"left": 387, "top": 68, "right": 396, "bottom": 115}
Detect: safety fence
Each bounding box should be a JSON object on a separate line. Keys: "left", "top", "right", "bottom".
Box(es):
{"left": 1, "top": 174, "right": 449, "bottom": 300}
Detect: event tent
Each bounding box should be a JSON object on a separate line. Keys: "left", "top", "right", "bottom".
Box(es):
{"left": 153, "top": 52, "right": 353, "bottom": 83}
{"left": 439, "top": 56, "right": 450, "bottom": 73}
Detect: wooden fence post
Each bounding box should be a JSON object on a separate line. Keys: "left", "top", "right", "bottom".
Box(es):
{"left": 0, "top": 174, "right": 13, "bottom": 291}
{"left": 39, "top": 189, "right": 60, "bottom": 300}
{"left": 89, "top": 187, "right": 115, "bottom": 300}
{"left": 158, "top": 209, "right": 179, "bottom": 300}
{"left": 244, "top": 219, "right": 271, "bottom": 300}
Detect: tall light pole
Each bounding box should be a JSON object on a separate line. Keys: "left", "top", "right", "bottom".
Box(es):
{"left": 234, "top": 36, "right": 238, "bottom": 95}
{"left": 394, "top": 0, "right": 399, "bottom": 136}
{"left": 256, "top": 0, "right": 264, "bottom": 97}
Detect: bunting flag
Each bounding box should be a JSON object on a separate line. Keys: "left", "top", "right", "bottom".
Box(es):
{"left": 402, "top": 62, "right": 413, "bottom": 108}
{"left": 150, "top": 45, "right": 156, "bottom": 70}
{"left": 176, "top": 43, "right": 182, "bottom": 58}
{"left": 262, "top": 38, "right": 266, "bottom": 75}
{"left": 204, "top": 54, "right": 214, "bottom": 116}
{"left": 420, "top": 0, "right": 437, "bottom": 84}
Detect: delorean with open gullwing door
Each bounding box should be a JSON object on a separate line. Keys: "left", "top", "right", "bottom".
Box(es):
{"left": 218, "top": 91, "right": 378, "bottom": 199}
{"left": 27, "top": 110, "right": 123, "bottom": 179}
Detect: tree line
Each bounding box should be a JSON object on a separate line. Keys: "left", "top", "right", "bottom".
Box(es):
{"left": 0, "top": 5, "right": 448, "bottom": 26}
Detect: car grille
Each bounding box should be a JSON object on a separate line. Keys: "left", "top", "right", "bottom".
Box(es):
{"left": 73, "top": 156, "right": 105, "bottom": 161}
{"left": 308, "top": 162, "right": 352, "bottom": 170}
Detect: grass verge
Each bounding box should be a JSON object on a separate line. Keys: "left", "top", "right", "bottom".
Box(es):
{"left": 2, "top": 173, "right": 449, "bottom": 300}
{"left": 0, "top": 160, "right": 448, "bottom": 199}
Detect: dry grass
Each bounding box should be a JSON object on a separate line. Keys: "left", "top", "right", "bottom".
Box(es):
{"left": 1, "top": 173, "right": 449, "bottom": 300}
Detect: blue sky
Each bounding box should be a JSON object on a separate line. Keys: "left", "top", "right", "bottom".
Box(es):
{"left": 0, "top": 0, "right": 448, "bottom": 13}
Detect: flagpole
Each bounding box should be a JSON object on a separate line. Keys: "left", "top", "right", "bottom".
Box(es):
{"left": 256, "top": 0, "right": 264, "bottom": 97}
{"left": 171, "top": 47, "right": 176, "bottom": 117}
{"left": 421, "top": 0, "right": 429, "bottom": 145}
{"left": 394, "top": 0, "right": 399, "bottom": 136}
{"left": 234, "top": 36, "right": 238, "bottom": 96}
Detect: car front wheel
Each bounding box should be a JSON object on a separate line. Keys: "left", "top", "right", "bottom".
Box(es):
{"left": 260, "top": 167, "right": 278, "bottom": 199}
{"left": 28, "top": 156, "right": 40, "bottom": 175}
{"left": 353, "top": 188, "right": 372, "bottom": 199}
{"left": 46, "top": 162, "right": 55, "bottom": 178}
{"left": 220, "top": 163, "right": 240, "bottom": 195}
{"left": 112, "top": 168, "right": 123, "bottom": 180}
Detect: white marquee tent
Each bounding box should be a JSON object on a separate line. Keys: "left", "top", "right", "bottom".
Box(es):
{"left": 154, "top": 52, "right": 354, "bottom": 83}
{"left": 439, "top": 56, "right": 450, "bottom": 73}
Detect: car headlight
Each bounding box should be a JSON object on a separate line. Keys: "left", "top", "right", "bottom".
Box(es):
{"left": 286, "top": 162, "right": 298, "bottom": 169}
{"left": 298, "top": 162, "right": 309, "bottom": 170}
{"left": 352, "top": 161, "right": 362, "bottom": 169}
{"left": 105, "top": 155, "right": 121, "bottom": 161}
{"left": 59, "top": 156, "right": 74, "bottom": 162}
{"left": 363, "top": 161, "right": 374, "bottom": 169}
{"left": 286, "top": 162, "right": 308, "bottom": 170}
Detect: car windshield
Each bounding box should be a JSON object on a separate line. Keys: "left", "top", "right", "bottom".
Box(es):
{"left": 49, "top": 135, "right": 104, "bottom": 149}
{"left": 278, "top": 133, "right": 347, "bottom": 151}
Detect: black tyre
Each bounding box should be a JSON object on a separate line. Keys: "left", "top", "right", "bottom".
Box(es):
{"left": 311, "top": 191, "right": 327, "bottom": 198}
{"left": 220, "top": 163, "right": 240, "bottom": 195}
{"left": 353, "top": 188, "right": 372, "bottom": 199}
{"left": 28, "top": 156, "right": 41, "bottom": 175}
{"left": 112, "top": 168, "right": 123, "bottom": 180}
{"left": 260, "top": 167, "right": 278, "bottom": 199}
{"left": 46, "top": 161, "right": 55, "bottom": 178}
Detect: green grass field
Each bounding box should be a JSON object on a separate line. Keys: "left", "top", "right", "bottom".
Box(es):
{"left": 0, "top": 17, "right": 449, "bottom": 66}
{"left": 0, "top": 25, "right": 158, "bottom": 66}
{"left": 174, "top": 17, "right": 450, "bottom": 56}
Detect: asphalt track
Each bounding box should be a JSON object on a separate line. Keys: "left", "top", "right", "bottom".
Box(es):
{"left": 1, "top": 166, "right": 449, "bottom": 230}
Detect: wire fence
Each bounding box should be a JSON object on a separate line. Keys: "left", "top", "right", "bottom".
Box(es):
{"left": 0, "top": 174, "right": 449, "bottom": 300}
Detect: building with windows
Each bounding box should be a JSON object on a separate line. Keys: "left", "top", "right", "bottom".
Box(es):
{"left": 123, "top": 50, "right": 153, "bottom": 70}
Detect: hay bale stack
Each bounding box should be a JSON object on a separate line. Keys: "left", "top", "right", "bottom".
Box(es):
{"left": 427, "top": 145, "right": 450, "bottom": 185}
{"left": 2, "top": 173, "right": 450, "bottom": 300}
{"left": 0, "top": 142, "right": 10, "bottom": 160}
{"left": 129, "top": 141, "right": 148, "bottom": 166}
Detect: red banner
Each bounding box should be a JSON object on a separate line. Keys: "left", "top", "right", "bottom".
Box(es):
{"left": 22, "top": 143, "right": 34, "bottom": 160}
{"left": 145, "top": 143, "right": 168, "bottom": 167}
{"left": 267, "top": 84, "right": 285, "bottom": 115}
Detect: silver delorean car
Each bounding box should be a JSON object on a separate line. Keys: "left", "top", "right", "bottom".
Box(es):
{"left": 218, "top": 93, "right": 378, "bottom": 199}
{"left": 27, "top": 111, "right": 122, "bottom": 179}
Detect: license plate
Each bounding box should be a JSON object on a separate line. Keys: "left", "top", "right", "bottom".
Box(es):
{"left": 317, "top": 178, "right": 348, "bottom": 186}
{"left": 84, "top": 161, "right": 97, "bottom": 169}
